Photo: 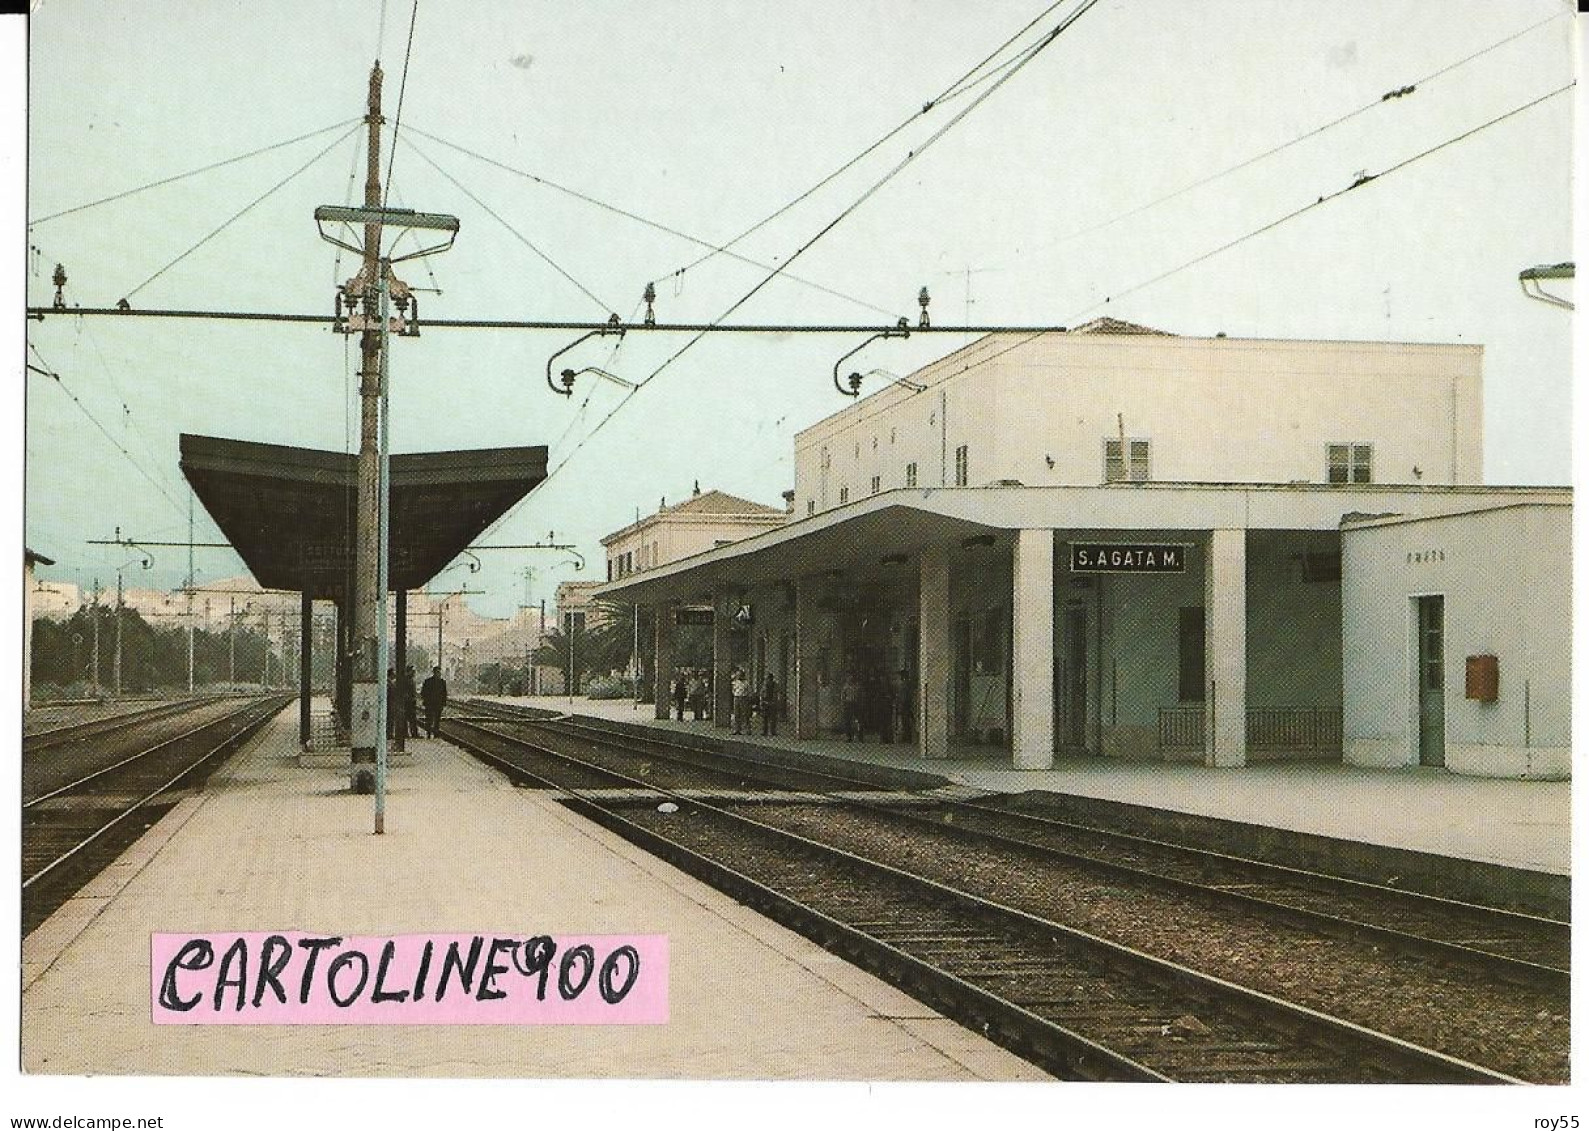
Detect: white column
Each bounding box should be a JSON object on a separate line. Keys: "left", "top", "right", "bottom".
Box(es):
{"left": 1204, "top": 528, "right": 1248, "bottom": 767}
{"left": 918, "top": 547, "right": 952, "bottom": 759}
{"left": 1012, "top": 529, "right": 1056, "bottom": 769}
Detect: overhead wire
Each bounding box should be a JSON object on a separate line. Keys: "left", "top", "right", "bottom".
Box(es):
{"left": 1024, "top": 8, "right": 1570, "bottom": 258}
{"left": 660, "top": 0, "right": 1077, "bottom": 284}
{"left": 940, "top": 81, "right": 1577, "bottom": 385}
{"left": 380, "top": 0, "right": 420, "bottom": 213}
{"left": 121, "top": 123, "right": 362, "bottom": 304}
{"left": 401, "top": 128, "right": 898, "bottom": 318}
{"left": 25, "top": 343, "right": 188, "bottom": 517}
{"left": 27, "top": 119, "right": 362, "bottom": 226}
{"left": 486, "top": 0, "right": 1100, "bottom": 528}
{"left": 404, "top": 139, "right": 616, "bottom": 314}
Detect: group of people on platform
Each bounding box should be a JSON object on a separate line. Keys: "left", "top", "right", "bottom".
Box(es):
{"left": 664, "top": 664, "right": 914, "bottom": 743}
{"left": 840, "top": 667, "right": 914, "bottom": 744}
{"left": 669, "top": 667, "right": 783, "bottom": 736}
{"left": 385, "top": 665, "right": 449, "bottom": 740}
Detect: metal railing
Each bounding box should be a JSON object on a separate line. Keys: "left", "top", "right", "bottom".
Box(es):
{"left": 1157, "top": 705, "right": 1341, "bottom": 754}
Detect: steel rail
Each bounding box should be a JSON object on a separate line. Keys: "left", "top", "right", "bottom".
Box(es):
{"left": 24, "top": 700, "right": 268, "bottom": 807}
{"left": 444, "top": 713, "right": 1523, "bottom": 1084}
{"left": 439, "top": 715, "right": 1161, "bottom": 1081}
{"left": 23, "top": 697, "right": 288, "bottom": 891}
{"left": 512, "top": 706, "right": 1568, "bottom": 988}
{"left": 24, "top": 696, "right": 224, "bottom": 751}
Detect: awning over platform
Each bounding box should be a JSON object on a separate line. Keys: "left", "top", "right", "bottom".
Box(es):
{"left": 180, "top": 434, "right": 546, "bottom": 599}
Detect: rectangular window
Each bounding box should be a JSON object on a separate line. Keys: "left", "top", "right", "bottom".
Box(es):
{"left": 1105, "top": 438, "right": 1151, "bottom": 482}
{"left": 954, "top": 445, "right": 969, "bottom": 487}
{"left": 1327, "top": 443, "right": 1372, "bottom": 484}
{"left": 1178, "top": 607, "right": 1205, "bottom": 702}
{"left": 905, "top": 462, "right": 918, "bottom": 487}
{"left": 839, "top": 486, "right": 850, "bottom": 504}
{"left": 870, "top": 474, "right": 881, "bottom": 495}
{"left": 806, "top": 499, "right": 816, "bottom": 516}
{"left": 820, "top": 446, "right": 830, "bottom": 470}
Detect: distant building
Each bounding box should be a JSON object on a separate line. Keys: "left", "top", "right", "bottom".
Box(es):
{"left": 24, "top": 549, "right": 54, "bottom": 708}
{"left": 602, "top": 486, "right": 789, "bottom": 581}
{"left": 599, "top": 325, "right": 1569, "bottom": 780}
{"left": 30, "top": 579, "right": 80, "bottom": 620}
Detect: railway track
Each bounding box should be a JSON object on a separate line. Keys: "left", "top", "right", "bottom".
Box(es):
{"left": 24, "top": 695, "right": 230, "bottom": 753}
{"left": 445, "top": 707, "right": 1541, "bottom": 1083}
{"left": 470, "top": 702, "right": 1568, "bottom": 989}
{"left": 23, "top": 694, "right": 291, "bottom": 935}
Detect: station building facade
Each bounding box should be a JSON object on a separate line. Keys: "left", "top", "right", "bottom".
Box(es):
{"left": 596, "top": 324, "right": 1570, "bottom": 779}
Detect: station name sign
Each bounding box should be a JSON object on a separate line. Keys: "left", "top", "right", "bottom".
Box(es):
{"left": 1069, "top": 543, "right": 1187, "bottom": 574}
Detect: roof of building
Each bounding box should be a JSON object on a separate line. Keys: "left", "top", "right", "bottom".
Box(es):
{"left": 1069, "top": 316, "right": 1174, "bottom": 336}
{"left": 25, "top": 548, "right": 54, "bottom": 566}
{"left": 667, "top": 489, "right": 785, "bottom": 516}
{"left": 601, "top": 488, "right": 787, "bottom": 545}
{"left": 594, "top": 482, "right": 1569, "bottom": 606}
{"left": 179, "top": 434, "right": 547, "bottom": 599}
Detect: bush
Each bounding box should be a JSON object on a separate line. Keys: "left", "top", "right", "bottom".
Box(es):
{"left": 584, "top": 674, "right": 635, "bottom": 700}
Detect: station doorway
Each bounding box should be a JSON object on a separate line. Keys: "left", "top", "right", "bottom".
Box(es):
{"left": 1415, "top": 595, "right": 1446, "bottom": 767}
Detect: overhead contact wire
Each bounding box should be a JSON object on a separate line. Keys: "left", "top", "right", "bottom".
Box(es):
{"left": 27, "top": 119, "right": 362, "bottom": 226}
{"left": 533, "top": 0, "right": 1100, "bottom": 495}
{"left": 121, "top": 123, "right": 362, "bottom": 303}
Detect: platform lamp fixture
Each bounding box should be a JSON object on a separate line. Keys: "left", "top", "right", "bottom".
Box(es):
{"left": 314, "top": 202, "right": 459, "bottom": 835}
{"left": 832, "top": 319, "right": 911, "bottom": 397}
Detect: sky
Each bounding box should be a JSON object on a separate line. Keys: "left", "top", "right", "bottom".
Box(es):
{"left": 16, "top": 0, "right": 1576, "bottom": 621}
{"left": 4, "top": 3, "right": 1584, "bottom": 1126}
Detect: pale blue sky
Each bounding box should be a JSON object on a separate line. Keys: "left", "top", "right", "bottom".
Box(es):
{"left": 18, "top": 1, "right": 1576, "bottom": 617}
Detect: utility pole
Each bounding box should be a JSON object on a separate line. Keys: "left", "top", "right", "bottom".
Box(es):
{"left": 114, "top": 571, "right": 124, "bottom": 698}
{"left": 229, "top": 595, "right": 237, "bottom": 684}
{"left": 346, "top": 62, "right": 386, "bottom": 790}
{"left": 313, "top": 63, "right": 458, "bottom": 829}
{"left": 90, "top": 578, "right": 102, "bottom": 694}
{"left": 186, "top": 493, "right": 196, "bottom": 692}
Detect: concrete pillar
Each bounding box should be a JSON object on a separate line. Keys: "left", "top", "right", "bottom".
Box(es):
{"left": 1204, "top": 527, "right": 1248, "bottom": 767}
{"left": 712, "top": 592, "right": 733, "bottom": 728}
{"left": 299, "top": 591, "right": 313, "bottom": 747}
{"left": 24, "top": 559, "right": 34, "bottom": 709}
{"left": 918, "top": 546, "right": 952, "bottom": 759}
{"left": 653, "top": 601, "right": 675, "bottom": 720}
{"left": 1011, "top": 529, "right": 1056, "bottom": 769}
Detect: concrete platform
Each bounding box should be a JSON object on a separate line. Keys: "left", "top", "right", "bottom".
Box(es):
{"left": 20, "top": 704, "right": 1047, "bottom": 1081}
{"left": 492, "top": 695, "right": 1570, "bottom": 876}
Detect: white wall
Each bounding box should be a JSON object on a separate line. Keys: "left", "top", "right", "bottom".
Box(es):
{"left": 794, "top": 333, "right": 1482, "bottom": 514}
{"left": 1341, "top": 504, "right": 1569, "bottom": 778}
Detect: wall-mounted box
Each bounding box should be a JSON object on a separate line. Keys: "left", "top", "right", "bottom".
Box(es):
{"left": 1465, "top": 654, "right": 1499, "bottom": 703}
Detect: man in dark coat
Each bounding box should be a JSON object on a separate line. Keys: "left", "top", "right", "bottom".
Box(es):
{"left": 403, "top": 666, "right": 420, "bottom": 738}
{"left": 421, "top": 666, "right": 448, "bottom": 738}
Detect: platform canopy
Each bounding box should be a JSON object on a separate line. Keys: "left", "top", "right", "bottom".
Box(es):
{"left": 180, "top": 434, "right": 547, "bottom": 599}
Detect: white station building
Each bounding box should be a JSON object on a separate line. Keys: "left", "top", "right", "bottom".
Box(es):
{"left": 597, "top": 321, "right": 1570, "bottom": 779}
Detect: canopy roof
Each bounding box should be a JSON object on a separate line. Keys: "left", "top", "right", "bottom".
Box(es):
{"left": 180, "top": 434, "right": 546, "bottom": 599}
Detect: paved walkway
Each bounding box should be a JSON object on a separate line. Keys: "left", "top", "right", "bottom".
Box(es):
{"left": 496, "top": 696, "right": 1570, "bottom": 875}
{"left": 21, "top": 705, "right": 1045, "bottom": 1081}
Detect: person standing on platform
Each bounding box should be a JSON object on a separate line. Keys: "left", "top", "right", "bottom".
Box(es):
{"left": 673, "top": 669, "right": 688, "bottom": 721}
{"left": 761, "top": 672, "right": 779, "bottom": 736}
{"left": 386, "top": 669, "right": 400, "bottom": 740}
{"left": 730, "top": 668, "right": 751, "bottom": 734}
{"left": 688, "top": 671, "right": 706, "bottom": 721}
{"left": 403, "top": 666, "right": 420, "bottom": 738}
{"left": 895, "top": 669, "right": 914, "bottom": 744}
{"left": 841, "top": 671, "right": 860, "bottom": 741}
{"left": 421, "top": 665, "right": 448, "bottom": 738}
